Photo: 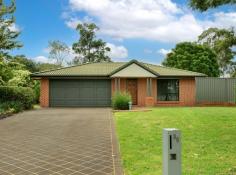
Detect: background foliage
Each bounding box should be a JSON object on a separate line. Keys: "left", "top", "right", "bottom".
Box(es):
{"left": 190, "top": 0, "right": 236, "bottom": 11}
{"left": 163, "top": 42, "right": 220, "bottom": 77}
{"left": 72, "top": 23, "right": 111, "bottom": 64}
{"left": 198, "top": 28, "right": 236, "bottom": 76}
{"left": 0, "top": 0, "right": 39, "bottom": 115}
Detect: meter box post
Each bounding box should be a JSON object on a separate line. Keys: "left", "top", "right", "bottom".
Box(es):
{"left": 163, "top": 128, "right": 181, "bottom": 175}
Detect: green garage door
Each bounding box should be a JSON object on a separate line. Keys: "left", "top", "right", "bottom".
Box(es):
{"left": 50, "top": 79, "right": 111, "bottom": 107}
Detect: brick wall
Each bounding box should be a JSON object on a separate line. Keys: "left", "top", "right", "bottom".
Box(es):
{"left": 40, "top": 78, "right": 49, "bottom": 107}
{"left": 111, "top": 79, "right": 115, "bottom": 96}
{"left": 179, "top": 79, "right": 195, "bottom": 106}
{"left": 120, "top": 78, "right": 126, "bottom": 92}
{"left": 137, "top": 78, "right": 147, "bottom": 106}
{"left": 40, "top": 78, "right": 195, "bottom": 108}
{"left": 152, "top": 79, "right": 157, "bottom": 102}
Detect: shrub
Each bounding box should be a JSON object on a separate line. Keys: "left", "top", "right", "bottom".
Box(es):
{"left": 112, "top": 92, "right": 131, "bottom": 110}
{"left": 0, "top": 86, "right": 35, "bottom": 110}
{"left": 33, "top": 80, "right": 40, "bottom": 103}
{"left": 0, "top": 101, "right": 24, "bottom": 113}
{"left": 7, "top": 70, "right": 32, "bottom": 87}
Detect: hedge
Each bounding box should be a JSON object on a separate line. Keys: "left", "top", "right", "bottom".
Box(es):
{"left": 0, "top": 86, "right": 35, "bottom": 110}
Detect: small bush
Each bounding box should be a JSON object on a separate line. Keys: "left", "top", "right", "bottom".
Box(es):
{"left": 112, "top": 92, "right": 131, "bottom": 110}
{"left": 33, "top": 80, "right": 40, "bottom": 103}
{"left": 0, "top": 86, "right": 35, "bottom": 110}
{"left": 0, "top": 101, "right": 24, "bottom": 113}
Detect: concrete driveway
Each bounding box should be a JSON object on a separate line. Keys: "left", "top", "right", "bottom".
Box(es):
{"left": 0, "top": 108, "right": 122, "bottom": 175}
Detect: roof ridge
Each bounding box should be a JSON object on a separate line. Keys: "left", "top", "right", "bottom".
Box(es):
{"left": 143, "top": 62, "right": 206, "bottom": 75}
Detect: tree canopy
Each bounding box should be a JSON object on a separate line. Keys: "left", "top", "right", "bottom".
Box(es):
{"left": 0, "top": 0, "right": 22, "bottom": 59}
{"left": 11, "top": 55, "right": 39, "bottom": 72}
{"left": 72, "top": 23, "right": 111, "bottom": 64}
{"left": 190, "top": 0, "right": 236, "bottom": 11}
{"left": 0, "top": 0, "right": 23, "bottom": 85}
{"left": 36, "top": 63, "right": 61, "bottom": 72}
{"left": 48, "top": 40, "right": 70, "bottom": 66}
{"left": 198, "top": 28, "right": 236, "bottom": 75}
{"left": 162, "top": 42, "right": 220, "bottom": 77}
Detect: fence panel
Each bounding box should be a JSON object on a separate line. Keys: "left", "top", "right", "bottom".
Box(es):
{"left": 195, "top": 77, "right": 236, "bottom": 104}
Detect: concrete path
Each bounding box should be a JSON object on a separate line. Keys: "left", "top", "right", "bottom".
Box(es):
{"left": 0, "top": 108, "right": 122, "bottom": 175}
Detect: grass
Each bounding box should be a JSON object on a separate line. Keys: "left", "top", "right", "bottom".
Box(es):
{"left": 114, "top": 107, "right": 236, "bottom": 175}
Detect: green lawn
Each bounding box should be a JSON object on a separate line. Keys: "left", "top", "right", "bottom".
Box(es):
{"left": 115, "top": 107, "right": 236, "bottom": 175}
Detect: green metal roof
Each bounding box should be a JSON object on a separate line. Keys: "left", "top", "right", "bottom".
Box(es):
{"left": 143, "top": 63, "right": 206, "bottom": 77}
{"left": 31, "top": 60, "right": 206, "bottom": 77}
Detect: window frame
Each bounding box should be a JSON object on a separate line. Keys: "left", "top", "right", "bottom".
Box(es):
{"left": 157, "top": 79, "right": 180, "bottom": 102}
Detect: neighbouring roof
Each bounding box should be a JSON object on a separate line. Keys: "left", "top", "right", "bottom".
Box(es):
{"left": 31, "top": 59, "right": 206, "bottom": 77}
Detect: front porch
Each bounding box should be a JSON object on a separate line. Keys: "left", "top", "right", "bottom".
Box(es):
{"left": 111, "top": 78, "right": 196, "bottom": 107}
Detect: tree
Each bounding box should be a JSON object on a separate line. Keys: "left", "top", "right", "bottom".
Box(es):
{"left": 162, "top": 42, "right": 220, "bottom": 77}
{"left": 12, "top": 55, "right": 39, "bottom": 72}
{"left": 0, "top": 0, "right": 22, "bottom": 84}
{"left": 36, "top": 63, "right": 61, "bottom": 71}
{"left": 190, "top": 0, "right": 236, "bottom": 11}
{"left": 72, "top": 23, "right": 111, "bottom": 64}
{"left": 48, "top": 40, "right": 70, "bottom": 66}
{"left": 0, "top": 58, "right": 13, "bottom": 84}
{"left": 0, "top": 0, "right": 22, "bottom": 59}
{"left": 231, "top": 69, "right": 236, "bottom": 77}
{"left": 198, "top": 28, "right": 236, "bottom": 76}
{"left": 8, "top": 69, "right": 32, "bottom": 87}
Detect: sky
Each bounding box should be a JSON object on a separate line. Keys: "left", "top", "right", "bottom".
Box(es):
{"left": 12, "top": 0, "right": 236, "bottom": 65}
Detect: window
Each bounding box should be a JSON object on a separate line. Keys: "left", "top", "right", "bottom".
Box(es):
{"left": 157, "top": 79, "right": 179, "bottom": 101}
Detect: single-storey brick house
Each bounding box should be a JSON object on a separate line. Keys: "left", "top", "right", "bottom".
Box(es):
{"left": 31, "top": 59, "right": 206, "bottom": 107}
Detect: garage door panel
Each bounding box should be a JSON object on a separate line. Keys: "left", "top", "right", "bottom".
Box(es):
{"left": 64, "top": 88, "right": 79, "bottom": 98}
{"left": 79, "top": 87, "right": 95, "bottom": 98}
{"left": 50, "top": 79, "right": 111, "bottom": 107}
{"left": 96, "top": 88, "right": 109, "bottom": 97}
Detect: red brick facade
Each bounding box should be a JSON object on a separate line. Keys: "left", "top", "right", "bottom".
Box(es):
{"left": 40, "top": 78, "right": 196, "bottom": 107}
{"left": 179, "top": 79, "right": 196, "bottom": 106}
{"left": 40, "top": 78, "right": 49, "bottom": 107}
{"left": 137, "top": 78, "right": 146, "bottom": 106}
{"left": 112, "top": 78, "right": 196, "bottom": 107}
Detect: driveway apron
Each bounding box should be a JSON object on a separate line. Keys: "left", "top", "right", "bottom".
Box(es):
{"left": 0, "top": 108, "right": 122, "bottom": 175}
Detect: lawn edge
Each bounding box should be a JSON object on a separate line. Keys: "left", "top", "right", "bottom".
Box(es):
{"left": 110, "top": 110, "right": 124, "bottom": 175}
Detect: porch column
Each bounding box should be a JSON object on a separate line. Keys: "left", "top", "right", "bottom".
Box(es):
{"left": 146, "top": 78, "right": 152, "bottom": 96}
{"left": 114, "top": 78, "right": 120, "bottom": 92}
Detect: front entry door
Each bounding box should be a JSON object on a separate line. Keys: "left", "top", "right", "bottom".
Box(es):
{"left": 126, "top": 79, "right": 138, "bottom": 105}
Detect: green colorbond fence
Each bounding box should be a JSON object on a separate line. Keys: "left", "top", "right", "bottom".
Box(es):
{"left": 195, "top": 77, "right": 236, "bottom": 104}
